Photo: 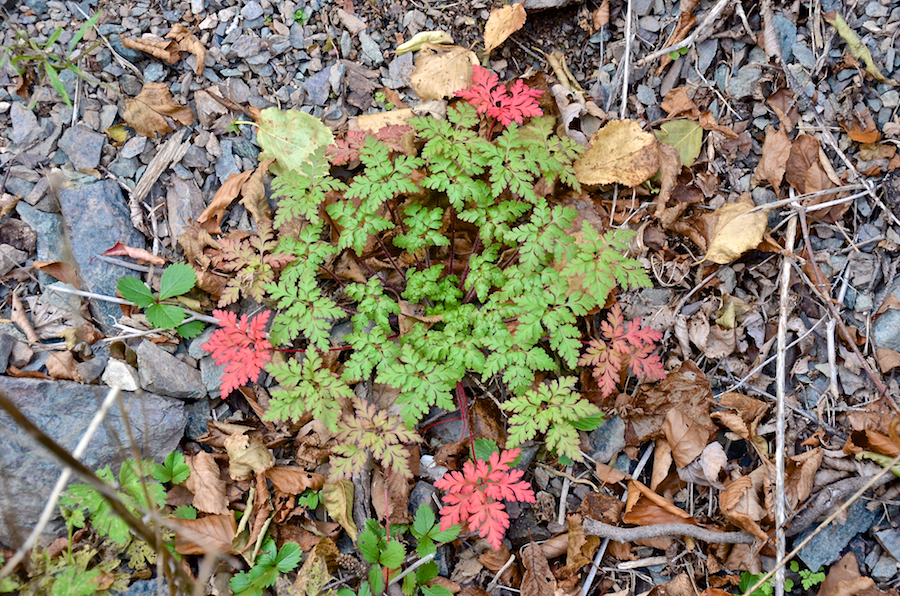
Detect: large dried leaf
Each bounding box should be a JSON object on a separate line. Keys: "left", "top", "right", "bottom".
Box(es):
{"left": 33, "top": 261, "right": 81, "bottom": 290}
{"left": 124, "top": 83, "right": 194, "bottom": 138}
{"left": 662, "top": 408, "right": 710, "bottom": 468}
{"left": 755, "top": 125, "right": 791, "bottom": 191}
{"left": 719, "top": 470, "right": 767, "bottom": 540}
{"left": 185, "top": 451, "right": 229, "bottom": 515}
{"left": 483, "top": 4, "right": 527, "bottom": 53}
{"left": 46, "top": 351, "right": 81, "bottom": 381}
{"left": 265, "top": 466, "right": 326, "bottom": 494}
{"left": 293, "top": 538, "right": 337, "bottom": 596}
{"left": 322, "top": 480, "right": 357, "bottom": 540}
{"left": 785, "top": 134, "right": 833, "bottom": 194}
{"left": 677, "top": 441, "right": 726, "bottom": 488}
{"left": 121, "top": 36, "right": 179, "bottom": 64}
{"left": 700, "top": 200, "right": 768, "bottom": 264}
{"left": 625, "top": 480, "right": 694, "bottom": 522}
{"left": 824, "top": 11, "right": 896, "bottom": 86}
{"left": 574, "top": 120, "right": 659, "bottom": 186}
{"left": 409, "top": 45, "right": 478, "bottom": 101}
{"left": 197, "top": 169, "right": 254, "bottom": 234}
{"left": 817, "top": 552, "right": 875, "bottom": 596}
{"left": 174, "top": 514, "right": 237, "bottom": 555}
{"left": 240, "top": 158, "right": 275, "bottom": 225}
{"left": 556, "top": 514, "right": 599, "bottom": 579}
{"left": 655, "top": 120, "right": 702, "bottom": 167}
{"left": 224, "top": 432, "right": 275, "bottom": 480}
{"left": 660, "top": 87, "right": 700, "bottom": 119}
{"left": 256, "top": 107, "right": 335, "bottom": 176}
{"left": 521, "top": 543, "right": 556, "bottom": 596}
{"left": 165, "top": 24, "right": 206, "bottom": 76}
{"left": 102, "top": 241, "right": 166, "bottom": 266}
{"left": 371, "top": 468, "right": 412, "bottom": 524}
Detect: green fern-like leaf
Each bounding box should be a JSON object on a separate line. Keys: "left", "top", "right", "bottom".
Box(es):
{"left": 215, "top": 222, "right": 296, "bottom": 306}
{"left": 265, "top": 348, "right": 354, "bottom": 430}
{"left": 272, "top": 146, "right": 346, "bottom": 228}
{"left": 375, "top": 344, "right": 459, "bottom": 428}
{"left": 501, "top": 377, "right": 603, "bottom": 461}
{"left": 266, "top": 273, "right": 344, "bottom": 349}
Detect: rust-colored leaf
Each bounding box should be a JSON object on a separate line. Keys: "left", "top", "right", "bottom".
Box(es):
{"left": 660, "top": 87, "right": 700, "bottom": 119}
{"left": 483, "top": 3, "right": 527, "bottom": 54}
{"left": 817, "top": 552, "right": 875, "bottom": 596}
{"left": 124, "top": 83, "right": 194, "bottom": 138}
{"left": 556, "top": 514, "right": 599, "bottom": 579}
{"left": 174, "top": 514, "right": 237, "bottom": 555}
{"left": 595, "top": 461, "right": 628, "bottom": 485}
{"left": 33, "top": 261, "right": 81, "bottom": 290}
{"left": 165, "top": 24, "right": 206, "bottom": 76}
{"left": 265, "top": 466, "right": 326, "bottom": 494}
{"left": 719, "top": 469, "right": 767, "bottom": 540}
{"left": 11, "top": 291, "right": 38, "bottom": 343}
{"left": 197, "top": 169, "right": 254, "bottom": 234}
{"left": 785, "top": 133, "right": 833, "bottom": 194}
{"left": 521, "top": 543, "right": 556, "bottom": 596}
{"left": 842, "top": 112, "right": 881, "bottom": 143}
{"left": 755, "top": 125, "right": 791, "bottom": 191}
{"left": 662, "top": 407, "right": 712, "bottom": 468}
{"left": 185, "top": 451, "right": 229, "bottom": 515}
{"left": 102, "top": 241, "right": 166, "bottom": 266}
{"left": 592, "top": 0, "right": 609, "bottom": 30}
{"left": 240, "top": 158, "right": 275, "bottom": 225}
{"left": 121, "top": 36, "right": 180, "bottom": 64}
{"left": 766, "top": 88, "right": 799, "bottom": 132}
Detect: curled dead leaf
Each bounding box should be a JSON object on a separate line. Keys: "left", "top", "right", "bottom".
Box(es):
{"left": 185, "top": 451, "right": 229, "bottom": 515}
{"left": 124, "top": 83, "right": 194, "bottom": 138}
{"left": 483, "top": 4, "right": 527, "bottom": 54}
{"left": 662, "top": 407, "right": 711, "bottom": 468}
{"left": 409, "top": 45, "right": 478, "bottom": 101}
{"left": 224, "top": 432, "right": 275, "bottom": 480}
{"left": 265, "top": 466, "right": 326, "bottom": 494}
{"left": 197, "top": 169, "right": 254, "bottom": 234}
{"left": 754, "top": 125, "right": 791, "bottom": 191}
{"left": 240, "top": 158, "right": 275, "bottom": 225}
{"left": 574, "top": 120, "right": 660, "bottom": 187}
{"left": 102, "top": 241, "right": 166, "bottom": 266}
{"left": 165, "top": 24, "right": 206, "bottom": 76}
{"left": 700, "top": 200, "right": 768, "bottom": 264}
{"left": 33, "top": 261, "right": 81, "bottom": 290}
{"left": 121, "top": 36, "right": 180, "bottom": 64}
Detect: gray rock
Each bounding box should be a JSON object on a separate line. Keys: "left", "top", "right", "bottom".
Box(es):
{"left": 794, "top": 44, "right": 815, "bottom": 69}
{"left": 25, "top": 0, "right": 49, "bottom": 15}
{"left": 0, "top": 334, "right": 15, "bottom": 373}
{"left": 232, "top": 139, "right": 259, "bottom": 159}
{"left": 587, "top": 415, "right": 625, "bottom": 464}
{"left": 797, "top": 499, "right": 878, "bottom": 571}
{"left": 866, "top": 3, "right": 889, "bottom": 17}
{"left": 199, "top": 356, "right": 226, "bottom": 398}
{"left": 877, "top": 528, "right": 900, "bottom": 560}
{"left": 108, "top": 156, "right": 138, "bottom": 179}
{"left": 76, "top": 354, "right": 108, "bottom": 383}
{"left": 102, "top": 358, "right": 141, "bottom": 391}
{"left": 507, "top": 508, "right": 551, "bottom": 545}
{"left": 215, "top": 140, "right": 241, "bottom": 183}
{"left": 0, "top": 244, "right": 27, "bottom": 276}
{"left": 388, "top": 53, "right": 414, "bottom": 88}
{"left": 522, "top": 0, "right": 582, "bottom": 9}
{"left": 336, "top": 8, "right": 367, "bottom": 35}
{"left": 305, "top": 66, "right": 332, "bottom": 106}
{"left": 728, "top": 67, "right": 762, "bottom": 99}
{"left": 408, "top": 481, "right": 438, "bottom": 517}
{"left": 144, "top": 62, "right": 166, "bottom": 83}
{"left": 135, "top": 340, "right": 206, "bottom": 399}
{"left": 121, "top": 579, "right": 168, "bottom": 596}
{"left": 15, "top": 202, "right": 66, "bottom": 286}
{"left": 182, "top": 145, "right": 210, "bottom": 170}
{"left": 636, "top": 84, "right": 656, "bottom": 106}
{"left": 871, "top": 555, "right": 898, "bottom": 581}
{"left": 289, "top": 23, "right": 305, "bottom": 49}
{"left": 191, "top": 0, "right": 205, "bottom": 15}
{"left": 99, "top": 104, "right": 119, "bottom": 131}
{"left": 10, "top": 102, "right": 41, "bottom": 147}
{"left": 883, "top": 90, "right": 900, "bottom": 109}
{"left": 120, "top": 136, "right": 147, "bottom": 159}
{"left": 189, "top": 326, "right": 217, "bottom": 359}
{"left": 57, "top": 181, "right": 147, "bottom": 330}
{"left": 58, "top": 125, "right": 105, "bottom": 170}
{"left": 0, "top": 377, "right": 185, "bottom": 548}
{"left": 229, "top": 34, "right": 262, "bottom": 58}
{"left": 773, "top": 14, "right": 796, "bottom": 63}
{"left": 167, "top": 177, "right": 206, "bottom": 240}
{"left": 184, "top": 399, "right": 212, "bottom": 440}
{"left": 358, "top": 32, "right": 384, "bottom": 66}
{"left": 241, "top": 1, "right": 263, "bottom": 19}
{"left": 873, "top": 309, "right": 900, "bottom": 351}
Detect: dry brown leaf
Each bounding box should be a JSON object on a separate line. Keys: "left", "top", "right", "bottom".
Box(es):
{"left": 371, "top": 468, "right": 412, "bottom": 524}
{"left": 185, "top": 451, "right": 229, "bottom": 515}
{"left": 322, "top": 480, "right": 358, "bottom": 540}
{"left": 165, "top": 24, "right": 206, "bottom": 76}
{"left": 595, "top": 461, "right": 628, "bottom": 485}
{"left": 224, "top": 432, "right": 275, "bottom": 480}
{"left": 592, "top": 1, "right": 610, "bottom": 29}
{"left": 574, "top": 120, "right": 660, "bottom": 187}
{"left": 557, "top": 514, "right": 599, "bottom": 579}
{"left": 817, "top": 552, "right": 875, "bottom": 596}
{"left": 784, "top": 448, "right": 823, "bottom": 506}
{"left": 767, "top": 88, "right": 799, "bottom": 132}
{"left": 240, "top": 159, "right": 274, "bottom": 225}
{"left": 622, "top": 496, "right": 694, "bottom": 527}
{"left": 842, "top": 112, "right": 881, "bottom": 144}
{"left": 662, "top": 407, "right": 711, "bottom": 468}
{"left": 265, "top": 466, "right": 326, "bottom": 494}
{"left": 410, "top": 45, "right": 478, "bottom": 101}
{"left": 521, "top": 543, "right": 557, "bottom": 596}
{"left": 483, "top": 3, "right": 527, "bottom": 53}
{"left": 625, "top": 480, "right": 694, "bottom": 521}
{"left": 46, "top": 351, "right": 81, "bottom": 381}
{"left": 11, "top": 291, "right": 38, "bottom": 343}
{"left": 33, "top": 261, "right": 81, "bottom": 290}
{"left": 102, "top": 241, "right": 167, "bottom": 266}
{"left": 652, "top": 142, "right": 689, "bottom": 228}
{"left": 197, "top": 169, "right": 254, "bottom": 234}
{"left": 785, "top": 134, "right": 833, "bottom": 194}
{"left": 719, "top": 470, "right": 767, "bottom": 540}
{"left": 124, "top": 83, "right": 194, "bottom": 138}
{"left": 677, "top": 441, "right": 726, "bottom": 488}
{"left": 174, "top": 513, "right": 237, "bottom": 555}
{"left": 660, "top": 88, "right": 700, "bottom": 119}
{"left": 121, "top": 36, "right": 180, "bottom": 64}
{"left": 700, "top": 199, "right": 768, "bottom": 264}
{"left": 248, "top": 472, "right": 272, "bottom": 550}
{"left": 650, "top": 438, "right": 673, "bottom": 490}
{"left": 699, "top": 112, "right": 739, "bottom": 138}
{"left": 580, "top": 492, "right": 623, "bottom": 524}
{"left": 755, "top": 125, "right": 791, "bottom": 191}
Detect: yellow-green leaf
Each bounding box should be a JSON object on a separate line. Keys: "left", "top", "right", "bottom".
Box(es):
{"left": 824, "top": 11, "right": 896, "bottom": 86}
{"left": 655, "top": 119, "right": 702, "bottom": 166}
{"left": 322, "top": 480, "right": 357, "bottom": 540}
{"left": 396, "top": 31, "right": 454, "bottom": 54}
{"left": 256, "top": 108, "right": 334, "bottom": 176}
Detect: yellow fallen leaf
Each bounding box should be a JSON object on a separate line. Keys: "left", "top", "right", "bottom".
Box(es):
{"left": 105, "top": 124, "right": 129, "bottom": 143}
{"left": 224, "top": 431, "right": 274, "bottom": 480}
{"left": 483, "top": 3, "right": 527, "bottom": 53}
{"left": 123, "top": 83, "right": 194, "bottom": 138}
{"left": 573, "top": 119, "right": 660, "bottom": 186}
{"left": 701, "top": 200, "right": 768, "bottom": 264}
{"left": 409, "top": 45, "right": 478, "bottom": 101}
{"left": 395, "top": 30, "right": 453, "bottom": 54}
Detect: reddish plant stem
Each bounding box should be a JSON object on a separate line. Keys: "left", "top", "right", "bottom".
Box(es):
{"left": 317, "top": 264, "right": 346, "bottom": 289}
{"left": 457, "top": 236, "right": 481, "bottom": 293}
{"left": 375, "top": 235, "right": 405, "bottom": 280}
{"left": 456, "top": 381, "right": 475, "bottom": 456}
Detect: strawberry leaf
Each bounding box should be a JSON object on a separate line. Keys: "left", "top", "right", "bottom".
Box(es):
{"left": 145, "top": 303, "right": 186, "bottom": 329}
{"left": 117, "top": 277, "right": 155, "bottom": 308}
{"left": 158, "top": 262, "right": 196, "bottom": 300}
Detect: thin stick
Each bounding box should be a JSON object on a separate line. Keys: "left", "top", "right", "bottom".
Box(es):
{"left": 619, "top": 0, "right": 634, "bottom": 119}
{"left": 742, "top": 452, "right": 900, "bottom": 596}
{"left": 557, "top": 464, "right": 573, "bottom": 526}
{"left": 583, "top": 519, "right": 755, "bottom": 544}
{"left": 775, "top": 213, "right": 796, "bottom": 596}
{"left": 487, "top": 554, "right": 516, "bottom": 592}
{"left": 635, "top": 0, "right": 731, "bottom": 66}
{"left": 388, "top": 553, "right": 436, "bottom": 586}
{"left": 45, "top": 285, "right": 220, "bottom": 324}
{"left": 0, "top": 387, "right": 121, "bottom": 577}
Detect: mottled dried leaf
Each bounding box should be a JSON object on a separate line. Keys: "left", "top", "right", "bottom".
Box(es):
{"left": 197, "top": 169, "right": 254, "bottom": 234}
{"left": 46, "top": 351, "right": 80, "bottom": 381}
{"left": 662, "top": 407, "right": 711, "bottom": 468}
{"left": 186, "top": 451, "right": 229, "bottom": 515}
{"left": 123, "top": 83, "right": 194, "bottom": 138}
{"left": 121, "top": 36, "right": 179, "bottom": 64}
{"left": 174, "top": 513, "right": 237, "bottom": 555}
{"left": 574, "top": 120, "right": 659, "bottom": 186}
{"left": 322, "top": 480, "right": 357, "bottom": 540}
{"left": 410, "top": 45, "right": 478, "bottom": 101}
{"left": 165, "top": 24, "right": 206, "bottom": 76}
{"left": 483, "top": 3, "right": 527, "bottom": 53}
{"left": 265, "top": 466, "right": 326, "bottom": 494}
{"left": 521, "top": 543, "right": 556, "bottom": 596}
{"left": 225, "top": 432, "right": 274, "bottom": 480}
{"left": 755, "top": 125, "right": 791, "bottom": 191}
{"left": 700, "top": 200, "right": 768, "bottom": 264}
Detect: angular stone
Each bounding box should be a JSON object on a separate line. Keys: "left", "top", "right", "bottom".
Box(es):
{"left": 0, "top": 377, "right": 185, "bottom": 547}
{"left": 135, "top": 340, "right": 206, "bottom": 399}
{"left": 166, "top": 177, "right": 205, "bottom": 241}
{"left": 336, "top": 8, "right": 367, "bottom": 35}
{"left": 587, "top": 415, "right": 625, "bottom": 464}
{"left": 305, "top": 66, "right": 332, "bottom": 106}
{"left": 0, "top": 334, "right": 15, "bottom": 373}
{"left": 10, "top": 102, "right": 41, "bottom": 147}
{"left": 57, "top": 181, "right": 147, "bottom": 331}
{"left": 388, "top": 53, "right": 414, "bottom": 88}
{"left": 0, "top": 244, "right": 28, "bottom": 276}
{"left": 102, "top": 359, "right": 141, "bottom": 391}
{"left": 797, "top": 499, "right": 878, "bottom": 571}
{"left": 58, "top": 125, "right": 106, "bottom": 171}
{"left": 15, "top": 202, "right": 67, "bottom": 287}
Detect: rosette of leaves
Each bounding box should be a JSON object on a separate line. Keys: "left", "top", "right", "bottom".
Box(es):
{"left": 117, "top": 263, "right": 204, "bottom": 338}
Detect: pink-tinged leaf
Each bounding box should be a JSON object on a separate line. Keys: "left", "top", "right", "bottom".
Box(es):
{"left": 434, "top": 448, "right": 535, "bottom": 550}
{"left": 201, "top": 310, "right": 273, "bottom": 397}
{"left": 456, "top": 65, "right": 543, "bottom": 127}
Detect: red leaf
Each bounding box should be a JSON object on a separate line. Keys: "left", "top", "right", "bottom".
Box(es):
{"left": 434, "top": 448, "right": 535, "bottom": 550}
{"left": 456, "top": 65, "right": 543, "bottom": 127}
{"left": 328, "top": 125, "right": 413, "bottom": 165}
{"left": 201, "top": 309, "right": 273, "bottom": 397}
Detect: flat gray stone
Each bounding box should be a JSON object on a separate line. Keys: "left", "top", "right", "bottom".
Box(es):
{"left": 9, "top": 102, "right": 41, "bottom": 147}
{"left": 166, "top": 177, "right": 205, "bottom": 241}
{"left": 15, "top": 202, "right": 67, "bottom": 287}
{"left": 58, "top": 125, "right": 105, "bottom": 170}
{"left": 102, "top": 359, "right": 141, "bottom": 391}
{"left": 522, "top": 0, "right": 582, "bottom": 9}
{"left": 135, "top": 340, "right": 206, "bottom": 399}
{"left": 797, "top": 499, "right": 878, "bottom": 571}
{"left": 57, "top": 181, "right": 146, "bottom": 331}
{"left": 241, "top": 1, "right": 263, "bottom": 20}
{"left": 0, "top": 377, "right": 185, "bottom": 548}
{"left": 587, "top": 415, "right": 625, "bottom": 464}
{"left": 358, "top": 32, "right": 384, "bottom": 66}
{"left": 388, "top": 53, "right": 414, "bottom": 88}
{"left": 305, "top": 66, "right": 332, "bottom": 106}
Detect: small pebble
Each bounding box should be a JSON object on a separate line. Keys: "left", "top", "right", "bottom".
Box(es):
{"left": 241, "top": 1, "right": 264, "bottom": 20}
